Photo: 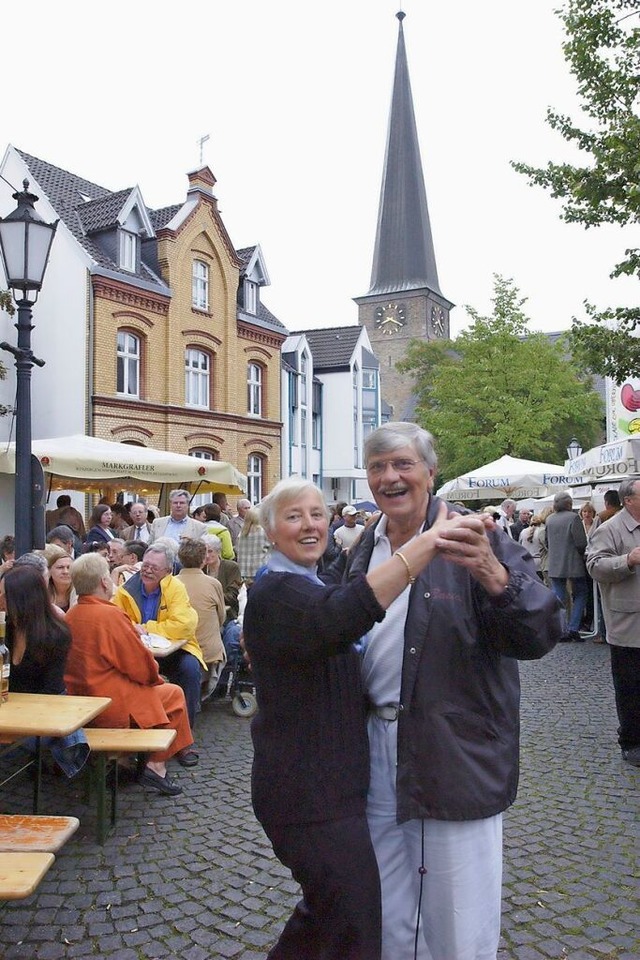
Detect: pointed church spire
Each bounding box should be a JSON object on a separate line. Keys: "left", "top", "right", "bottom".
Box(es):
{"left": 368, "top": 11, "right": 443, "bottom": 297}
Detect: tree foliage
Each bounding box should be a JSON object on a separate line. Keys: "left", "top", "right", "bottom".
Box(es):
{"left": 512, "top": 0, "right": 640, "bottom": 381}
{"left": 397, "top": 276, "right": 604, "bottom": 484}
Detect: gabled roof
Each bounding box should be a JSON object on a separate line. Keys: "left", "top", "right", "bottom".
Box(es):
{"left": 367, "top": 13, "right": 446, "bottom": 301}
{"left": 15, "top": 148, "right": 162, "bottom": 286}
{"left": 236, "top": 244, "right": 270, "bottom": 286}
{"left": 289, "top": 325, "right": 364, "bottom": 370}
{"left": 77, "top": 189, "right": 132, "bottom": 233}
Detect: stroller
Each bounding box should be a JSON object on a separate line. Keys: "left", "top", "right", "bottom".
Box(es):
{"left": 209, "top": 617, "right": 257, "bottom": 717}
{"left": 215, "top": 651, "right": 257, "bottom": 717}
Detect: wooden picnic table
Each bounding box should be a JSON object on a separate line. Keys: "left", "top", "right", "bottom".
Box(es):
{"left": 0, "top": 692, "right": 111, "bottom": 811}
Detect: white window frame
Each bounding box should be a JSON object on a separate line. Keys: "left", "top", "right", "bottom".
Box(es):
{"left": 120, "top": 230, "right": 137, "bottom": 272}
{"left": 247, "top": 454, "right": 263, "bottom": 504}
{"left": 248, "top": 362, "right": 263, "bottom": 417}
{"left": 117, "top": 331, "right": 140, "bottom": 398}
{"left": 244, "top": 279, "right": 257, "bottom": 314}
{"left": 185, "top": 348, "right": 210, "bottom": 409}
{"left": 192, "top": 260, "right": 209, "bottom": 310}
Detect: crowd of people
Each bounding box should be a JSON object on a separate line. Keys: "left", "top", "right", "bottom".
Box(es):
{"left": 0, "top": 490, "right": 260, "bottom": 795}
{"left": 1, "top": 429, "right": 638, "bottom": 960}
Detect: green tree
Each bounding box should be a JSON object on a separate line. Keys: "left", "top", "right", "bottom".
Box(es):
{"left": 512, "top": 0, "right": 640, "bottom": 382}
{"left": 397, "top": 276, "right": 603, "bottom": 484}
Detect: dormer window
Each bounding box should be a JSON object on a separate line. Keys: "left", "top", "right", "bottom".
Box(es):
{"left": 244, "top": 279, "right": 257, "bottom": 315}
{"left": 120, "top": 230, "right": 138, "bottom": 272}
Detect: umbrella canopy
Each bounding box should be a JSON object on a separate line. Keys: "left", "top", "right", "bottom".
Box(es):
{"left": 436, "top": 455, "right": 587, "bottom": 502}
{"left": 352, "top": 500, "right": 378, "bottom": 513}
{"left": 0, "top": 435, "right": 247, "bottom": 496}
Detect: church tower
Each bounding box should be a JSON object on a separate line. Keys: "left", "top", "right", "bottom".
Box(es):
{"left": 355, "top": 11, "right": 453, "bottom": 420}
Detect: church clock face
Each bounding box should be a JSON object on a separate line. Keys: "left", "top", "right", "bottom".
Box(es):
{"left": 430, "top": 304, "right": 446, "bottom": 337}
{"left": 375, "top": 302, "right": 406, "bottom": 335}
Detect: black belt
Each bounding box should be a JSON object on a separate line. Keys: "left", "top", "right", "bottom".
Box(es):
{"left": 369, "top": 702, "right": 399, "bottom": 722}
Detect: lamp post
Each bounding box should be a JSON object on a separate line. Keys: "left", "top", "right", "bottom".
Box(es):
{"left": 566, "top": 437, "right": 582, "bottom": 461}
{"left": 0, "top": 180, "right": 57, "bottom": 557}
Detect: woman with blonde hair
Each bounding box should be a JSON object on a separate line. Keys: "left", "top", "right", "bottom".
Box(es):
{"left": 235, "top": 506, "right": 271, "bottom": 586}
{"left": 43, "top": 544, "right": 77, "bottom": 613}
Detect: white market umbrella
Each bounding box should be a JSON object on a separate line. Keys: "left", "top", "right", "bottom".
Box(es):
{"left": 0, "top": 434, "right": 247, "bottom": 496}
{"left": 436, "top": 454, "right": 587, "bottom": 502}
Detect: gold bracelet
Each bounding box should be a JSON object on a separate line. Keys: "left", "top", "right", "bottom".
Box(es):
{"left": 394, "top": 550, "right": 416, "bottom": 584}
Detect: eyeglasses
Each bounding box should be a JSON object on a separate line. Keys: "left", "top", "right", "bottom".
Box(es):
{"left": 141, "top": 564, "right": 167, "bottom": 575}
{"left": 366, "top": 458, "right": 426, "bottom": 476}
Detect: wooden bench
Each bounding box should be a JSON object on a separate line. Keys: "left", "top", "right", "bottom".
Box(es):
{"left": 0, "top": 851, "right": 55, "bottom": 900}
{"left": 0, "top": 814, "right": 79, "bottom": 853}
{"left": 83, "top": 728, "right": 177, "bottom": 844}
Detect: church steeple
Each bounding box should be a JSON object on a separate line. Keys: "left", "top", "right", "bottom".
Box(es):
{"left": 369, "top": 11, "right": 443, "bottom": 297}
{"left": 355, "top": 11, "right": 453, "bottom": 421}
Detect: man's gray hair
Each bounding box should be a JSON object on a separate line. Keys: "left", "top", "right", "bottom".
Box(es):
{"left": 501, "top": 499, "right": 517, "bottom": 510}
{"left": 258, "top": 478, "right": 329, "bottom": 536}
{"left": 618, "top": 479, "right": 638, "bottom": 503}
{"left": 13, "top": 552, "right": 48, "bottom": 577}
{"left": 364, "top": 422, "right": 437, "bottom": 471}
{"left": 46, "top": 525, "right": 74, "bottom": 545}
{"left": 553, "top": 491, "right": 573, "bottom": 511}
{"left": 200, "top": 533, "right": 222, "bottom": 554}
{"left": 168, "top": 489, "right": 190, "bottom": 502}
{"left": 144, "top": 542, "right": 174, "bottom": 570}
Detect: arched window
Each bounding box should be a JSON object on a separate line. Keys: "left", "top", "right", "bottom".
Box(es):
{"left": 185, "top": 349, "right": 210, "bottom": 408}
{"left": 247, "top": 454, "right": 264, "bottom": 504}
{"left": 192, "top": 260, "right": 209, "bottom": 311}
{"left": 247, "top": 363, "right": 263, "bottom": 417}
{"left": 117, "top": 331, "right": 141, "bottom": 398}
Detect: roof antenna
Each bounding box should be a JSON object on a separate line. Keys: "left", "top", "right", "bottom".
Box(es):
{"left": 197, "top": 133, "right": 210, "bottom": 167}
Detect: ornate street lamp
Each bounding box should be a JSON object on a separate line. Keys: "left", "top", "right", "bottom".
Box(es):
{"left": 566, "top": 437, "right": 582, "bottom": 461}
{"left": 0, "top": 180, "right": 57, "bottom": 556}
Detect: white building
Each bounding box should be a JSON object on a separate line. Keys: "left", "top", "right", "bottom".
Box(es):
{"left": 283, "top": 325, "right": 381, "bottom": 504}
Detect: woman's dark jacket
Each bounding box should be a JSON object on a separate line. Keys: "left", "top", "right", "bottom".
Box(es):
{"left": 329, "top": 495, "right": 563, "bottom": 824}
{"left": 243, "top": 570, "right": 385, "bottom": 829}
{"left": 85, "top": 525, "right": 113, "bottom": 544}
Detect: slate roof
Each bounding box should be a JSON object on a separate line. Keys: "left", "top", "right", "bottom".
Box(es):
{"left": 239, "top": 301, "right": 288, "bottom": 335}
{"left": 236, "top": 246, "right": 255, "bottom": 268}
{"left": 16, "top": 149, "right": 162, "bottom": 286}
{"left": 368, "top": 14, "right": 447, "bottom": 301}
{"left": 150, "top": 205, "right": 182, "bottom": 230}
{"left": 289, "top": 325, "right": 363, "bottom": 370}
{"left": 15, "top": 148, "right": 288, "bottom": 333}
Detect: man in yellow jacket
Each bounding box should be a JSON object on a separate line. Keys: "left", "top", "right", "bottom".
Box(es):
{"left": 113, "top": 541, "right": 205, "bottom": 767}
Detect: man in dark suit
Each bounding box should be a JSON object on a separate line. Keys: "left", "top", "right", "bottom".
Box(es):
{"left": 122, "top": 501, "right": 152, "bottom": 544}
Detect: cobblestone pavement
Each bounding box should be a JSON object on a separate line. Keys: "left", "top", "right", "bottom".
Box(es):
{"left": 0, "top": 640, "right": 638, "bottom": 960}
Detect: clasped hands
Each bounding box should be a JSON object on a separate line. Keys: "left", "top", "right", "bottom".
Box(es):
{"left": 427, "top": 503, "right": 509, "bottom": 596}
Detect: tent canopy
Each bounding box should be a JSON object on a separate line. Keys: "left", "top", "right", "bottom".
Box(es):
{"left": 0, "top": 435, "right": 247, "bottom": 496}
{"left": 436, "top": 454, "right": 587, "bottom": 501}
{"left": 565, "top": 436, "right": 640, "bottom": 483}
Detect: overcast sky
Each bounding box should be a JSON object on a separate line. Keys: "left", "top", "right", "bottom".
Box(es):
{"left": 4, "top": 0, "right": 637, "bottom": 337}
